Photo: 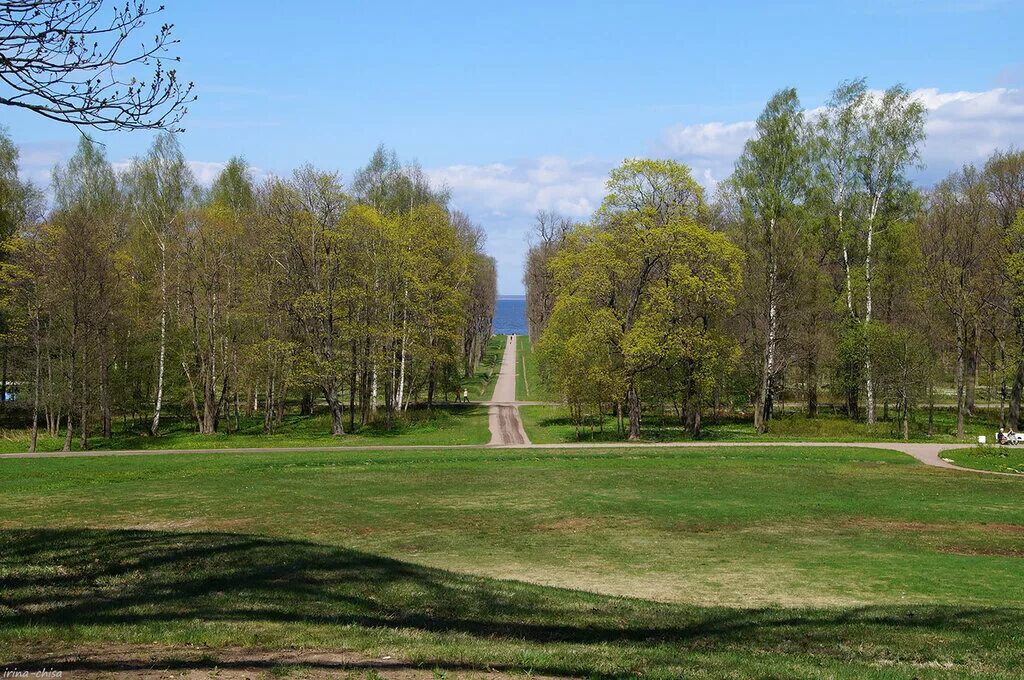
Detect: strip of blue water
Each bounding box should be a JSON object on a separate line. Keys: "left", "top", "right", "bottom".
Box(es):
{"left": 493, "top": 296, "right": 528, "bottom": 335}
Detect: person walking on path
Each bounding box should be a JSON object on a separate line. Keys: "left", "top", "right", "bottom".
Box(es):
{"left": 462, "top": 388, "right": 470, "bottom": 403}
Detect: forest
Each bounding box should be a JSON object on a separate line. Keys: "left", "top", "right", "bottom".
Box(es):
{"left": 0, "top": 136, "right": 497, "bottom": 451}
{"left": 526, "top": 79, "right": 1024, "bottom": 441}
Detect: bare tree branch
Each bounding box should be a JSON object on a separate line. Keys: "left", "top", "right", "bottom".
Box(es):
{"left": 0, "top": 1, "right": 195, "bottom": 132}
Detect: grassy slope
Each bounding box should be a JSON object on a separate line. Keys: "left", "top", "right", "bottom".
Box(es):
{"left": 0, "top": 406, "right": 491, "bottom": 454}
{"left": 0, "top": 337, "right": 508, "bottom": 455}
{"left": 460, "top": 334, "right": 506, "bottom": 402}
{"left": 521, "top": 404, "right": 1003, "bottom": 445}
{"left": 1, "top": 445, "right": 1022, "bottom": 677}
{"left": 515, "top": 335, "right": 553, "bottom": 402}
{"left": 514, "top": 332, "right": 1008, "bottom": 450}
{"left": 946, "top": 445, "right": 1024, "bottom": 474}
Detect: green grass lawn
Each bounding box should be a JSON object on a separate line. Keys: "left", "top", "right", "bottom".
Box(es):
{"left": 0, "top": 404, "right": 490, "bottom": 453}
{"left": 946, "top": 444, "right": 1024, "bottom": 474}
{"left": 0, "top": 337, "right": 506, "bottom": 456}
{"left": 1, "top": 445, "right": 1022, "bottom": 677}
{"left": 521, "top": 403, "right": 1002, "bottom": 445}
{"left": 515, "top": 335, "right": 554, "bottom": 402}
{"left": 460, "top": 334, "right": 506, "bottom": 402}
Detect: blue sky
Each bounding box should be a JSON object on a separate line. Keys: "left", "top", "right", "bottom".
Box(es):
{"left": 5, "top": 0, "right": 1024, "bottom": 293}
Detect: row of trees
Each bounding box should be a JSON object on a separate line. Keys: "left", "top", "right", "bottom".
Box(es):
{"left": 0, "top": 135, "right": 496, "bottom": 450}
{"left": 527, "top": 79, "right": 1024, "bottom": 440}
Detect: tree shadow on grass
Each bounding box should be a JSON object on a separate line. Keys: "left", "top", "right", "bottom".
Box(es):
{"left": 1, "top": 528, "right": 1021, "bottom": 676}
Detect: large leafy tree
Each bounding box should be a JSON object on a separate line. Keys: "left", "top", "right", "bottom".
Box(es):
{"left": 543, "top": 159, "right": 742, "bottom": 440}
{"left": 729, "top": 88, "right": 809, "bottom": 433}
{"left": 123, "top": 133, "right": 195, "bottom": 435}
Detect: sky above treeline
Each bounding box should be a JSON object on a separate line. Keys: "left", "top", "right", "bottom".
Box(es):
{"left": 6, "top": 0, "right": 1024, "bottom": 294}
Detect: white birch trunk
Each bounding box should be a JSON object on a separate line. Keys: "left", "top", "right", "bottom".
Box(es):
{"left": 150, "top": 241, "right": 167, "bottom": 436}
{"left": 395, "top": 289, "right": 409, "bottom": 408}
{"left": 864, "top": 194, "right": 880, "bottom": 426}
{"left": 756, "top": 217, "right": 778, "bottom": 433}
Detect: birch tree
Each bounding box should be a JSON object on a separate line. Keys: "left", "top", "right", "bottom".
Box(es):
{"left": 853, "top": 86, "right": 925, "bottom": 425}
{"left": 49, "top": 136, "right": 122, "bottom": 447}
{"left": 125, "top": 133, "right": 194, "bottom": 435}
{"left": 729, "top": 88, "right": 808, "bottom": 433}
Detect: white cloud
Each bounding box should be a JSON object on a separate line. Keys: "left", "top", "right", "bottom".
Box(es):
{"left": 15, "top": 140, "right": 73, "bottom": 186}
{"left": 428, "top": 156, "right": 609, "bottom": 220}
{"left": 915, "top": 88, "right": 1024, "bottom": 177}
{"left": 186, "top": 160, "right": 232, "bottom": 185}
{"left": 659, "top": 120, "right": 755, "bottom": 184}
{"left": 427, "top": 156, "right": 611, "bottom": 293}
{"left": 655, "top": 86, "right": 1024, "bottom": 187}
{"left": 443, "top": 86, "right": 1024, "bottom": 292}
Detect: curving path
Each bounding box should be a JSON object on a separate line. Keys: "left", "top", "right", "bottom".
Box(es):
{"left": 0, "top": 439, "right": 1009, "bottom": 477}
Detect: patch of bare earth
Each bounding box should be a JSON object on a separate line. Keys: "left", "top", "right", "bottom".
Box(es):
{"left": 939, "top": 546, "right": 1024, "bottom": 558}
{"left": 839, "top": 518, "right": 1024, "bottom": 534}
{"left": 3, "top": 643, "right": 574, "bottom": 679}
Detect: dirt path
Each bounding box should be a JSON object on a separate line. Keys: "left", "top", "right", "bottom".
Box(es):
{"left": 486, "top": 334, "right": 530, "bottom": 445}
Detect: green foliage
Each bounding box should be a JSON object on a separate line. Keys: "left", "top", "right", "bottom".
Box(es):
{"left": 540, "top": 165, "right": 743, "bottom": 435}
{"left": 597, "top": 157, "right": 706, "bottom": 226}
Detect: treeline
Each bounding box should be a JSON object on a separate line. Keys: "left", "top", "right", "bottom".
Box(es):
{"left": 526, "top": 79, "right": 1024, "bottom": 440}
{"left": 0, "top": 136, "right": 496, "bottom": 450}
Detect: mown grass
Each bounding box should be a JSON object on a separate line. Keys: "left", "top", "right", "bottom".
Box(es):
{"left": 459, "top": 334, "right": 506, "bottom": 401}
{"left": 0, "top": 337, "right": 507, "bottom": 456}
{"left": 520, "top": 404, "right": 1002, "bottom": 446}
{"left": 1, "top": 445, "right": 1022, "bottom": 677}
{"left": 0, "top": 404, "right": 490, "bottom": 454}
{"left": 515, "top": 335, "right": 554, "bottom": 402}
{"left": 946, "top": 444, "right": 1024, "bottom": 474}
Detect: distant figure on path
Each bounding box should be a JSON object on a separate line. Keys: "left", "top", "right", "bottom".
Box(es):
{"left": 463, "top": 388, "right": 469, "bottom": 403}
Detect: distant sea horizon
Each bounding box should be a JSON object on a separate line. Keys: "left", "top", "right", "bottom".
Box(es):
{"left": 494, "top": 295, "right": 528, "bottom": 335}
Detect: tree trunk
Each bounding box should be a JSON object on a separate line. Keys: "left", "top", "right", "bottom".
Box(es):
{"left": 863, "top": 195, "right": 880, "bottom": 426}
{"left": 0, "top": 345, "right": 7, "bottom": 413}
{"left": 955, "top": 317, "right": 967, "bottom": 440}
{"left": 30, "top": 314, "right": 41, "bottom": 453}
{"left": 928, "top": 379, "right": 935, "bottom": 435}
{"left": 1009, "top": 358, "right": 1024, "bottom": 429}
{"left": 150, "top": 246, "right": 167, "bottom": 436}
{"left": 100, "top": 340, "right": 112, "bottom": 439}
{"left": 757, "top": 229, "right": 778, "bottom": 434}
{"left": 396, "top": 304, "right": 408, "bottom": 409}
{"left": 427, "top": 360, "right": 436, "bottom": 410}
{"left": 626, "top": 381, "right": 641, "bottom": 441}
{"left": 806, "top": 353, "right": 817, "bottom": 418}
{"left": 79, "top": 379, "right": 88, "bottom": 450}
{"left": 62, "top": 412, "right": 73, "bottom": 452}
{"left": 756, "top": 303, "right": 777, "bottom": 434}
{"left": 325, "top": 386, "right": 345, "bottom": 435}
{"left": 965, "top": 322, "right": 978, "bottom": 415}
{"left": 263, "top": 373, "right": 274, "bottom": 434}
{"left": 201, "top": 370, "right": 217, "bottom": 435}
